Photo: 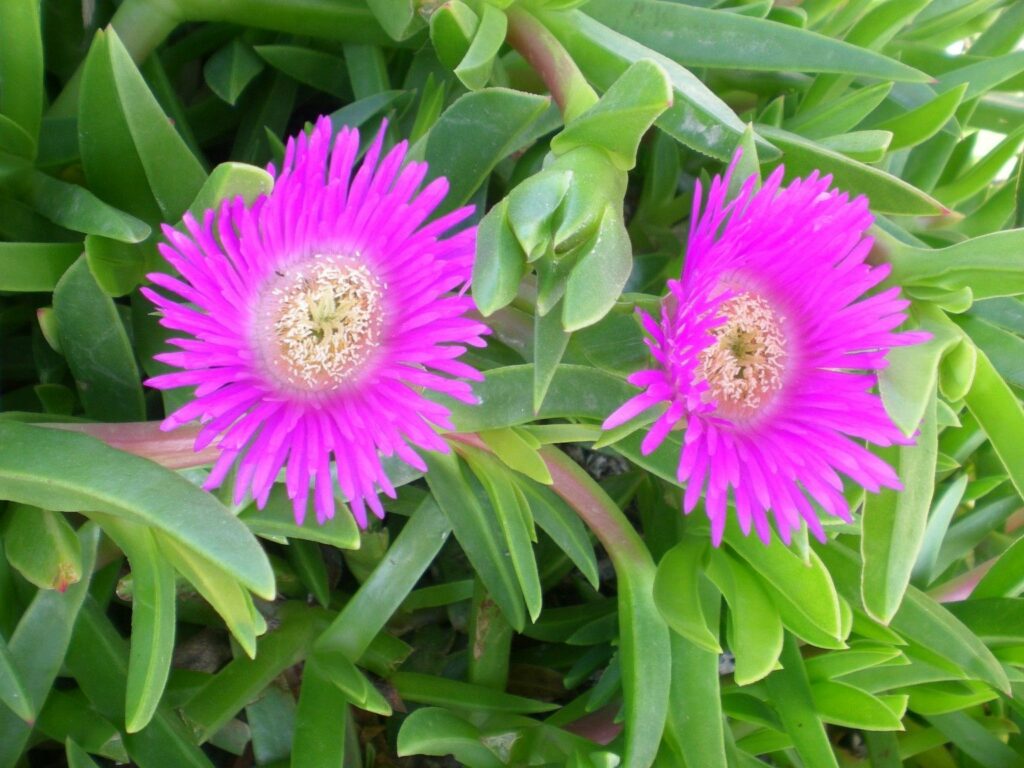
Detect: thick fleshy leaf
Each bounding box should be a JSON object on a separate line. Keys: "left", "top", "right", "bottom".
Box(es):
{"left": 764, "top": 636, "right": 840, "bottom": 768}
{"left": 551, "top": 59, "right": 672, "bottom": 171}
{"left": 477, "top": 428, "right": 551, "bottom": 485}
{"left": 0, "top": 634, "right": 33, "bottom": 722}
{"left": 240, "top": 485, "right": 360, "bottom": 549}
{"left": 392, "top": 671, "right": 556, "bottom": 713}
{"left": 725, "top": 524, "right": 845, "bottom": 645}
{"left": 64, "top": 601, "right": 215, "bottom": 767}
{"left": 973, "top": 535, "right": 1024, "bottom": 599}
{"left": 473, "top": 199, "right": 526, "bottom": 316}
{"left": 397, "top": 708, "right": 504, "bottom": 767}
{"left": 52, "top": 256, "right": 145, "bottom": 421}
{"left": 653, "top": 538, "right": 720, "bottom": 653}
{"left": 425, "top": 451, "right": 526, "bottom": 630}
{"left": 24, "top": 172, "right": 150, "bottom": 243}
{"left": 187, "top": 162, "right": 273, "bottom": 217}
{"left": 584, "top": 0, "right": 927, "bottom": 81}
{"left": 912, "top": 474, "right": 969, "bottom": 586}
{"left": 666, "top": 627, "right": 727, "bottom": 768}
{"left": 254, "top": 45, "right": 349, "bottom": 98}
{"left": 0, "top": 421, "right": 274, "bottom": 599}
{"left": 515, "top": 479, "right": 599, "bottom": 589}
{"left": 204, "top": 40, "right": 264, "bottom": 106}
{"left": 430, "top": 1, "right": 477, "bottom": 71}
{"left": 291, "top": 658, "right": 350, "bottom": 767}
{"left": 453, "top": 3, "right": 507, "bottom": 91}
{"left": 785, "top": 82, "right": 892, "bottom": 139}
{"left": 0, "top": 525, "right": 99, "bottom": 764}
{"left": 424, "top": 88, "right": 551, "bottom": 214}
{"left": 963, "top": 348, "right": 1024, "bottom": 501}
{"left": 758, "top": 125, "right": 944, "bottom": 215}
{"left": 562, "top": 204, "right": 633, "bottom": 332}
{"left": 873, "top": 84, "right": 967, "bottom": 150}
{"left": 3, "top": 504, "right": 82, "bottom": 592}
{"left": 706, "top": 550, "right": 783, "bottom": 685}
{"left": 366, "top": 0, "right": 423, "bottom": 41}
{"left": 817, "top": 544, "right": 1010, "bottom": 694}
{"left": 544, "top": 9, "right": 754, "bottom": 160}
{"left": 885, "top": 229, "right": 1024, "bottom": 299}
{"left": 79, "top": 28, "right": 206, "bottom": 223}
{"left": 65, "top": 739, "right": 103, "bottom": 768}
{"left": 93, "top": 515, "right": 176, "bottom": 734}
{"left": 0, "top": 0, "right": 43, "bottom": 143}
{"left": 0, "top": 243, "right": 81, "bottom": 292}
{"left": 862, "top": 388, "right": 938, "bottom": 624}
{"left": 314, "top": 498, "right": 452, "bottom": 658}
{"left": 879, "top": 304, "right": 960, "bottom": 437}
{"left": 438, "top": 364, "right": 634, "bottom": 432}
{"left": 810, "top": 681, "right": 905, "bottom": 731}
{"left": 157, "top": 532, "right": 264, "bottom": 658}
{"left": 181, "top": 603, "right": 322, "bottom": 742}
{"left": 460, "top": 447, "right": 543, "bottom": 622}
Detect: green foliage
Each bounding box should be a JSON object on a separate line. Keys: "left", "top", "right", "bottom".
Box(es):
{"left": 1, "top": 1, "right": 1023, "bottom": 767}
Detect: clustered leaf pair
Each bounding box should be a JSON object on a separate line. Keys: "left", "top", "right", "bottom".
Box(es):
{"left": 147, "top": 116, "right": 925, "bottom": 544}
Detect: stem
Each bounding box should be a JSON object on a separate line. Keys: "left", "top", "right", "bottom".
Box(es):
{"left": 449, "top": 432, "right": 649, "bottom": 565}
{"left": 538, "top": 444, "right": 651, "bottom": 568}
{"left": 505, "top": 7, "right": 598, "bottom": 124}
{"left": 54, "top": 421, "right": 652, "bottom": 572}
{"left": 928, "top": 557, "right": 997, "bottom": 603}
{"left": 41, "top": 421, "right": 215, "bottom": 469}
{"left": 532, "top": 443, "right": 669, "bottom": 768}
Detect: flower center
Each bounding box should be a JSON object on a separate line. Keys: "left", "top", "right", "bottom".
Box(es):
{"left": 255, "top": 256, "right": 384, "bottom": 393}
{"left": 698, "top": 292, "right": 786, "bottom": 419}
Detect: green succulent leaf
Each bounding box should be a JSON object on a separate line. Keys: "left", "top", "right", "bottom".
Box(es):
{"left": 79, "top": 29, "right": 206, "bottom": 223}
{"left": 0, "top": 421, "right": 275, "bottom": 600}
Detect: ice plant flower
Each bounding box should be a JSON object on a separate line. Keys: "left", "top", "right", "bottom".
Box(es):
{"left": 143, "top": 117, "right": 488, "bottom": 526}
{"left": 604, "top": 157, "right": 927, "bottom": 545}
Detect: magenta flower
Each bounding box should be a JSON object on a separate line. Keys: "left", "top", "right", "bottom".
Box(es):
{"left": 604, "top": 157, "right": 927, "bottom": 545}
{"left": 143, "top": 117, "right": 488, "bottom": 526}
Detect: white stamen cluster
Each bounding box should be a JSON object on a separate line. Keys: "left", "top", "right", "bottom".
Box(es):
{"left": 260, "top": 256, "right": 384, "bottom": 391}
{"left": 698, "top": 292, "right": 786, "bottom": 417}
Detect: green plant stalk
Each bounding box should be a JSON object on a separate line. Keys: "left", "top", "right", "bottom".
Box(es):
{"left": 466, "top": 578, "right": 513, "bottom": 689}
{"left": 505, "top": 6, "right": 598, "bottom": 124}
{"left": 49, "top": 0, "right": 391, "bottom": 118}
{"left": 537, "top": 445, "right": 670, "bottom": 768}
{"left": 450, "top": 434, "right": 669, "bottom": 767}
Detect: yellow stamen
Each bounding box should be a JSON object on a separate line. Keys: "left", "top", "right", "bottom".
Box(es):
{"left": 698, "top": 292, "right": 786, "bottom": 419}
{"left": 255, "top": 256, "right": 384, "bottom": 393}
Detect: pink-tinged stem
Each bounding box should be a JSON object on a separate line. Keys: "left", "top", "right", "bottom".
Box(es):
{"left": 40, "top": 421, "right": 216, "bottom": 469}
{"left": 450, "top": 433, "right": 667, "bottom": 767}
{"left": 929, "top": 510, "right": 1023, "bottom": 603}
{"left": 1006, "top": 508, "right": 1024, "bottom": 534}
{"left": 43, "top": 423, "right": 652, "bottom": 568}
{"left": 563, "top": 703, "right": 623, "bottom": 745}
{"left": 40, "top": 423, "right": 648, "bottom": 566}
{"left": 928, "top": 558, "right": 998, "bottom": 603}
{"left": 450, "top": 433, "right": 649, "bottom": 565}
{"left": 505, "top": 6, "right": 598, "bottom": 124}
